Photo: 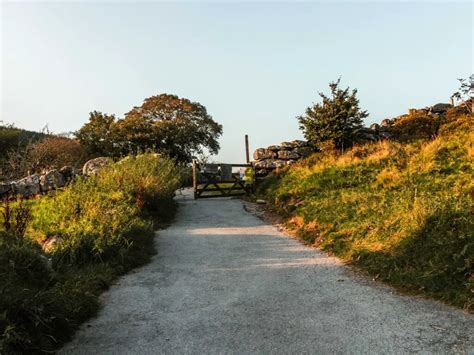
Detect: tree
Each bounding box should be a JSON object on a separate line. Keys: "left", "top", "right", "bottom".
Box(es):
{"left": 76, "top": 111, "right": 117, "bottom": 156}
{"left": 451, "top": 75, "right": 473, "bottom": 113}
{"left": 297, "top": 79, "right": 368, "bottom": 151}
{"left": 124, "top": 94, "right": 222, "bottom": 162}
{"left": 76, "top": 95, "right": 223, "bottom": 162}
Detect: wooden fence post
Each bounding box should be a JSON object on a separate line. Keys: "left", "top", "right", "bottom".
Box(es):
{"left": 245, "top": 134, "right": 250, "bottom": 164}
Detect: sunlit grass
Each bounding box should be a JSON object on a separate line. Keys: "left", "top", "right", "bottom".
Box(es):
{"left": 259, "top": 112, "right": 474, "bottom": 311}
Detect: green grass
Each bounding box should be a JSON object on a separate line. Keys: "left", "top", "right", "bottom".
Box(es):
{"left": 258, "top": 111, "right": 473, "bottom": 311}
{"left": 1, "top": 153, "right": 185, "bottom": 353}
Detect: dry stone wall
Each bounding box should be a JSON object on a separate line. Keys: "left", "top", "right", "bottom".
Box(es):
{"left": 252, "top": 102, "right": 453, "bottom": 177}
{"left": 252, "top": 140, "right": 319, "bottom": 176}
{"left": 0, "top": 157, "right": 111, "bottom": 198}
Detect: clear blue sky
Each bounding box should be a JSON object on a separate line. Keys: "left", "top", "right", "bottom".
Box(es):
{"left": 1, "top": 1, "right": 472, "bottom": 162}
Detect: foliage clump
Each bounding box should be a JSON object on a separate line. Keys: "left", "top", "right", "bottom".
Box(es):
{"left": 390, "top": 111, "right": 443, "bottom": 142}
{"left": 298, "top": 79, "right": 368, "bottom": 151}
{"left": 77, "top": 94, "right": 223, "bottom": 162}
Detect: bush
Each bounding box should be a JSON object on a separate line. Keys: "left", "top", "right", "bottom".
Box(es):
{"left": 1, "top": 153, "right": 184, "bottom": 353}
{"left": 297, "top": 79, "right": 368, "bottom": 151}
{"left": 391, "top": 111, "right": 443, "bottom": 142}
{"left": 2, "top": 134, "right": 89, "bottom": 181}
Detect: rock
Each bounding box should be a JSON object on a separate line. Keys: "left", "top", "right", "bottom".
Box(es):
{"left": 253, "top": 148, "right": 266, "bottom": 160}
{"left": 82, "top": 157, "right": 112, "bottom": 176}
{"left": 268, "top": 160, "right": 286, "bottom": 169}
{"left": 278, "top": 150, "right": 300, "bottom": 160}
{"left": 12, "top": 174, "right": 41, "bottom": 195}
{"left": 369, "top": 123, "right": 380, "bottom": 130}
{"left": 294, "top": 146, "right": 314, "bottom": 158}
{"left": 431, "top": 103, "right": 451, "bottom": 114}
{"left": 256, "top": 199, "right": 266, "bottom": 205}
{"left": 380, "top": 118, "right": 393, "bottom": 127}
{"left": 40, "top": 170, "right": 66, "bottom": 192}
{"left": 291, "top": 140, "right": 308, "bottom": 147}
{"left": 267, "top": 145, "right": 281, "bottom": 152}
{"left": 253, "top": 160, "right": 270, "bottom": 169}
{"left": 0, "top": 183, "right": 12, "bottom": 196}
{"left": 253, "top": 148, "right": 275, "bottom": 160}
{"left": 281, "top": 141, "right": 297, "bottom": 149}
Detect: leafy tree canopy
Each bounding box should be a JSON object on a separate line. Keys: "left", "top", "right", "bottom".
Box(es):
{"left": 298, "top": 79, "right": 368, "bottom": 150}
{"left": 77, "top": 94, "right": 223, "bottom": 162}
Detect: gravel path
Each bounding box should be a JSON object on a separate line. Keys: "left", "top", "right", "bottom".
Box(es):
{"left": 61, "top": 189, "right": 473, "bottom": 354}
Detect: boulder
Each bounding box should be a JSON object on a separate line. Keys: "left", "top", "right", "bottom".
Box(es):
{"left": 253, "top": 160, "right": 270, "bottom": 169}
{"left": 267, "top": 160, "right": 286, "bottom": 169}
{"left": 253, "top": 148, "right": 266, "bottom": 160}
{"left": 278, "top": 150, "right": 300, "bottom": 160}
{"left": 40, "top": 170, "right": 66, "bottom": 192}
{"left": 380, "top": 118, "right": 393, "bottom": 127}
{"left": 431, "top": 103, "right": 451, "bottom": 114}
{"left": 12, "top": 174, "right": 41, "bottom": 195}
{"left": 267, "top": 145, "right": 281, "bottom": 152}
{"left": 281, "top": 141, "right": 297, "bottom": 149}
{"left": 82, "top": 157, "right": 112, "bottom": 176}
{"left": 253, "top": 148, "right": 276, "bottom": 160}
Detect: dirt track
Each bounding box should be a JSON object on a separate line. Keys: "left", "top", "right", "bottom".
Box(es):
{"left": 61, "top": 189, "right": 474, "bottom": 354}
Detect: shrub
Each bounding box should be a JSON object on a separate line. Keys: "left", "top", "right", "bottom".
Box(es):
{"left": 2, "top": 135, "right": 89, "bottom": 181}
{"left": 391, "top": 111, "right": 443, "bottom": 142}
{"left": 297, "top": 78, "right": 368, "bottom": 151}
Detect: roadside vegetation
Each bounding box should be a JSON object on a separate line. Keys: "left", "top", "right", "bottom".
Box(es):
{"left": 258, "top": 100, "right": 473, "bottom": 311}
{"left": 0, "top": 154, "right": 185, "bottom": 353}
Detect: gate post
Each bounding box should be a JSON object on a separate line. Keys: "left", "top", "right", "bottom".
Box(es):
{"left": 245, "top": 134, "right": 250, "bottom": 164}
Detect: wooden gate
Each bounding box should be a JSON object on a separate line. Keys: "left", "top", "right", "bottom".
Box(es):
{"left": 192, "top": 161, "right": 254, "bottom": 199}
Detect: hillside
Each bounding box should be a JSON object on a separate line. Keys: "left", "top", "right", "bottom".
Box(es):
{"left": 257, "top": 108, "right": 473, "bottom": 311}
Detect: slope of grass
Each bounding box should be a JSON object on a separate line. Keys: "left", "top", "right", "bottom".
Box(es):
{"left": 258, "top": 111, "right": 473, "bottom": 311}
{"left": 0, "top": 154, "right": 185, "bottom": 353}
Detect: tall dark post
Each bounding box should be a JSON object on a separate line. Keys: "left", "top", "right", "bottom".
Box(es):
{"left": 192, "top": 159, "right": 197, "bottom": 200}
{"left": 245, "top": 134, "right": 250, "bottom": 164}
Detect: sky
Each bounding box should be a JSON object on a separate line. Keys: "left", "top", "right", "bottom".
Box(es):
{"left": 1, "top": 1, "right": 472, "bottom": 163}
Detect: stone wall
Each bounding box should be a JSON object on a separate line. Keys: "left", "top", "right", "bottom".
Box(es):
{"left": 251, "top": 102, "right": 453, "bottom": 177}
{"left": 0, "top": 157, "right": 111, "bottom": 198}
{"left": 252, "top": 140, "right": 319, "bottom": 176}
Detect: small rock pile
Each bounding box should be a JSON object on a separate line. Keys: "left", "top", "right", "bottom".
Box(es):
{"left": 0, "top": 157, "right": 111, "bottom": 197}
{"left": 252, "top": 140, "right": 318, "bottom": 176}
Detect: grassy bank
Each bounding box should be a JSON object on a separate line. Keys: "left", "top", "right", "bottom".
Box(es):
{"left": 258, "top": 111, "right": 473, "bottom": 311}
{"left": 0, "top": 154, "right": 184, "bottom": 353}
